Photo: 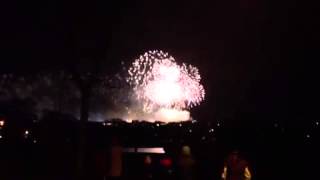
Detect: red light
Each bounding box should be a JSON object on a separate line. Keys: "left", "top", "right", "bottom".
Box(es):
{"left": 160, "top": 158, "right": 172, "bottom": 167}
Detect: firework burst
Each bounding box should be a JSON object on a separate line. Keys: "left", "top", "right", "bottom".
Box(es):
{"left": 127, "top": 50, "right": 205, "bottom": 113}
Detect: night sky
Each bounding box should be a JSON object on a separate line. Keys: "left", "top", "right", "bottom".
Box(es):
{"left": 0, "top": 0, "right": 318, "bottom": 125}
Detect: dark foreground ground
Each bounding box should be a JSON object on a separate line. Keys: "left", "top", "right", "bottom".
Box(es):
{"left": 0, "top": 120, "right": 319, "bottom": 180}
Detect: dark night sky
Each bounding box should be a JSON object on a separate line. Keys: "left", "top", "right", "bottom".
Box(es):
{"left": 0, "top": 0, "right": 318, "bottom": 124}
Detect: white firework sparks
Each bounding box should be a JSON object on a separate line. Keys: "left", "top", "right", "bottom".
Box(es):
{"left": 126, "top": 50, "right": 205, "bottom": 122}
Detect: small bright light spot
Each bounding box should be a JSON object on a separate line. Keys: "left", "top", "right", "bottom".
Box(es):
{"left": 189, "top": 129, "right": 192, "bottom": 133}
{"left": 25, "top": 130, "right": 29, "bottom": 135}
{"left": 316, "top": 121, "right": 319, "bottom": 126}
{"left": 209, "top": 128, "right": 214, "bottom": 133}
{"left": 102, "top": 122, "right": 106, "bottom": 126}
{"left": 156, "top": 123, "right": 160, "bottom": 127}
{"left": 0, "top": 135, "right": 2, "bottom": 139}
{"left": 0, "top": 120, "right": 5, "bottom": 127}
{"left": 106, "top": 122, "right": 112, "bottom": 126}
{"left": 192, "top": 120, "right": 197, "bottom": 124}
{"left": 179, "top": 123, "right": 182, "bottom": 127}
{"left": 33, "top": 140, "right": 37, "bottom": 143}
{"left": 217, "top": 123, "right": 220, "bottom": 127}
{"left": 182, "top": 146, "right": 191, "bottom": 155}
{"left": 306, "top": 134, "right": 310, "bottom": 138}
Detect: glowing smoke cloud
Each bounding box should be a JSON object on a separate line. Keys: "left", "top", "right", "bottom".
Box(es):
{"left": 126, "top": 50, "right": 205, "bottom": 123}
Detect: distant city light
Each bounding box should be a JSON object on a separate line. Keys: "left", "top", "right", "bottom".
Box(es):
{"left": 0, "top": 120, "right": 5, "bottom": 127}
{"left": 24, "top": 130, "right": 30, "bottom": 139}
{"left": 316, "top": 121, "right": 319, "bottom": 126}
{"left": 182, "top": 146, "right": 191, "bottom": 156}
{"left": 0, "top": 135, "right": 2, "bottom": 139}
{"left": 217, "top": 122, "right": 220, "bottom": 127}
{"left": 189, "top": 129, "right": 192, "bottom": 133}
{"left": 138, "top": 147, "right": 165, "bottom": 154}
{"left": 102, "top": 122, "right": 113, "bottom": 126}
{"left": 123, "top": 147, "right": 165, "bottom": 154}
{"left": 306, "top": 134, "right": 310, "bottom": 138}
{"left": 209, "top": 128, "right": 214, "bottom": 133}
